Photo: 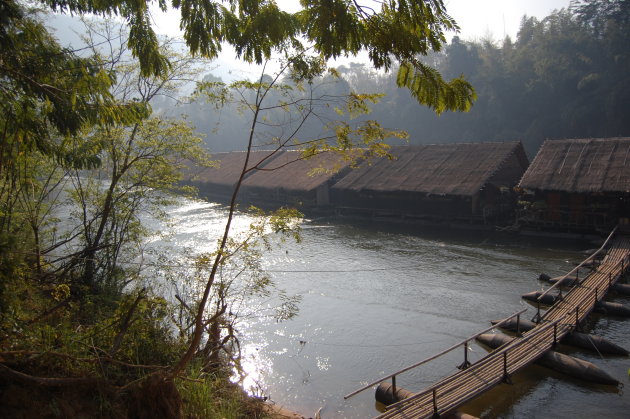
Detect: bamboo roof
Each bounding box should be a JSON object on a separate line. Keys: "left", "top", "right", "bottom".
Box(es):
{"left": 242, "top": 151, "right": 351, "bottom": 192}
{"left": 519, "top": 138, "right": 630, "bottom": 193}
{"left": 332, "top": 142, "right": 527, "bottom": 197}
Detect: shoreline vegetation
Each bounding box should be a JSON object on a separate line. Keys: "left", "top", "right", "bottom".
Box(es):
{"left": 0, "top": 249, "right": 306, "bottom": 418}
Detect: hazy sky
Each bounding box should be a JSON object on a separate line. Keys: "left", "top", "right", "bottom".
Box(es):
{"left": 445, "top": 0, "right": 571, "bottom": 41}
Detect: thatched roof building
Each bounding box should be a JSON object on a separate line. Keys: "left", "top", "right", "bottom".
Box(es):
{"left": 185, "top": 150, "right": 277, "bottom": 200}
{"left": 334, "top": 142, "right": 527, "bottom": 196}
{"left": 519, "top": 138, "right": 630, "bottom": 193}
{"left": 331, "top": 142, "right": 529, "bottom": 222}
{"left": 184, "top": 150, "right": 352, "bottom": 209}
{"left": 517, "top": 138, "right": 630, "bottom": 231}
{"left": 240, "top": 151, "right": 353, "bottom": 208}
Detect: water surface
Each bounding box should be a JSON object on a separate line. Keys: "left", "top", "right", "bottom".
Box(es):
{"left": 151, "top": 199, "right": 629, "bottom": 418}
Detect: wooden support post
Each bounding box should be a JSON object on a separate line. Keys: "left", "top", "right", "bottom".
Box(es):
{"left": 502, "top": 351, "right": 512, "bottom": 384}
{"left": 392, "top": 375, "right": 396, "bottom": 399}
{"left": 595, "top": 287, "right": 598, "bottom": 303}
{"left": 432, "top": 389, "right": 439, "bottom": 417}
{"left": 575, "top": 306, "right": 580, "bottom": 332}
{"left": 516, "top": 314, "right": 521, "bottom": 334}
{"left": 553, "top": 323, "right": 557, "bottom": 347}
{"left": 609, "top": 272, "right": 612, "bottom": 287}
{"left": 459, "top": 341, "right": 471, "bottom": 370}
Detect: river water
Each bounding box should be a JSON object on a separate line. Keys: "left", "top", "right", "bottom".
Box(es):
{"left": 147, "top": 197, "right": 630, "bottom": 418}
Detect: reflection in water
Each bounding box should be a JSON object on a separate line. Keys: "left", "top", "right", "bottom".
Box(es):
{"left": 149, "top": 198, "right": 629, "bottom": 418}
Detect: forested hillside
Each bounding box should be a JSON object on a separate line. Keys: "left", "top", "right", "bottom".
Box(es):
{"left": 170, "top": 0, "right": 630, "bottom": 156}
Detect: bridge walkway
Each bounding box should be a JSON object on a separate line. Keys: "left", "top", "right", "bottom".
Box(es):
{"left": 346, "top": 229, "right": 630, "bottom": 419}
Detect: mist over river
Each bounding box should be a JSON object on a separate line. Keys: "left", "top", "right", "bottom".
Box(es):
{"left": 146, "top": 197, "right": 630, "bottom": 418}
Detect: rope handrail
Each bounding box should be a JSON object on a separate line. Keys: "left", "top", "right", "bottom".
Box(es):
{"left": 383, "top": 310, "right": 573, "bottom": 413}
{"left": 343, "top": 308, "right": 527, "bottom": 400}
{"left": 538, "top": 225, "right": 618, "bottom": 302}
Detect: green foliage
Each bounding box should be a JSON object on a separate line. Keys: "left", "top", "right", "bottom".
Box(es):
{"left": 176, "top": 372, "right": 267, "bottom": 418}
{"left": 396, "top": 61, "right": 476, "bottom": 114}
{"left": 36, "top": 0, "right": 475, "bottom": 111}
{"left": 194, "top": 60, "right": 408, "bottom": 162}
{"left": 0, "top": 0, "right": 148, "bottom": 169}
{"left": 0, "top": 270, "right": 184, "bottom": 380}
{"left": 267, "top": 2, "right": 629, "bottom": 155}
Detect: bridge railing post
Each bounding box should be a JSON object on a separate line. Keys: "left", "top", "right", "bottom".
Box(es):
{"left": 502, "top": 351, "right": 512, "bottom": 384}
{"left": 575, "top": 306, "right": 580, "bottom": 331}
{"left": 392, "top": 375, "right": 396, "bottom": 399}
{"left": 553, "top": 323, "right": 557, "bottom": 347}
{"left": 432, "top": 389, "right": 438, "bottom": 416}
{"left": 458, "top": 341, "right": 471, "bottom": 370}
{"left": 533, "top": 301, "right": 541, "bottom": 324}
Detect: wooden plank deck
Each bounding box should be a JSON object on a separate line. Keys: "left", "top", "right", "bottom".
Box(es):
{"left": 373, "top": 234, "right": 630, "bottom": 419}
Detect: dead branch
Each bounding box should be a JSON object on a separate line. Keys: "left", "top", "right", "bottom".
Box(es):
{"left": 0, "top": 350, "right": 167, "bottom": 370}
{"left": 0, "top": 362, "right": 104, "bottom": 387}
{"left": 27, "top": 297, "right": 71, "bottom": 325}
{"left": 109, "top": 288, "right": 146, "bottom": 356}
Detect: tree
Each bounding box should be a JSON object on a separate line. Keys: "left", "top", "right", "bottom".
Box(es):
{"left": 54, "top": 20, "right": 212, "bottom": 294}
{"left": 39, "top": 0, "right": 475, "bottom": 112}
{"left": 0, "top": 0, "right": 147, "bottom": 173}
{"left": 0, "top": 15, "right": 217, "bottom": 416}
{"left": 0, "top": 1, "right": 149, "bottom": 281}
{"left": 170, "top": 53, "right": 408, "bottom": 377}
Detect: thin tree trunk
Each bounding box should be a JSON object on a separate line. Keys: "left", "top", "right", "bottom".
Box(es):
{"left": 169, "top": 65, "right": 282, "bottom": 377}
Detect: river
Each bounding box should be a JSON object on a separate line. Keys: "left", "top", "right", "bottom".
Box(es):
{"left": 146, "top": 197, "right": 630, "bottom": 418}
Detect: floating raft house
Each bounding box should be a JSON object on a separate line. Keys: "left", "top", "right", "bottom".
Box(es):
{"left": 518, "top": 137, "right": 630, "bottom": 232}
{"left": 184, "top": 151, "right": 274, "bottom": 202}
{"left": 331, "top": 141, "right": 529, "bottom": 222}
{"left": 186, "top": 150, "right": 352, "bottom": 209}
{"left": 239, "top": 151, "right": 353, "bottom": 208}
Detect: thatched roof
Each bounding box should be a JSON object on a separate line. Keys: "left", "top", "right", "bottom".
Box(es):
{"left": 192, "top": 151, "right": 277, "bottom": 187}
{"left": 242, "top": 151, "right": 351, "bottom": 192}
{"left": 519, "top": 138, "right": 630, "bottom": 193}
{"left": 332, "top": 142, "right": 527, "bottom": 197}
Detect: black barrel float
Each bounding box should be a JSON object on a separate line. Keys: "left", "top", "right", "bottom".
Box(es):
{"left": 522, "top": 290, "right": 560, "bottom": 305}
{"left": 562, "top": 332, "right": 629, "bottom": 356}
{"left": 491, "top": 317, "right": 536, "bottom": 333}
{"left": 595, "top": 301, "right": 630, "bottom": 317}
{"left": 476, "top": 333, "right": 619, "bottom": 386}
{"left": 536, "top": 350, "right": 619, "bottom": 386}
{"left": 491, "top": 318, "right": 628, "bottom": 355}
{"left": 375, "top": 383, "right": 479, "bottom": 419}
{"left": 475, "top": 333, "right": 513, "bottom": 350}
{"left": 611, "top": 283, "right": 630, "bottom": 296}
{"left": 538, "top": 273, "right": 578, "bottom": 287}
{"left": 375, "top": 382, "right": 415, "bottom": 406}
{"left": 577, "top": 260, "right": 598, "bottom": 269}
